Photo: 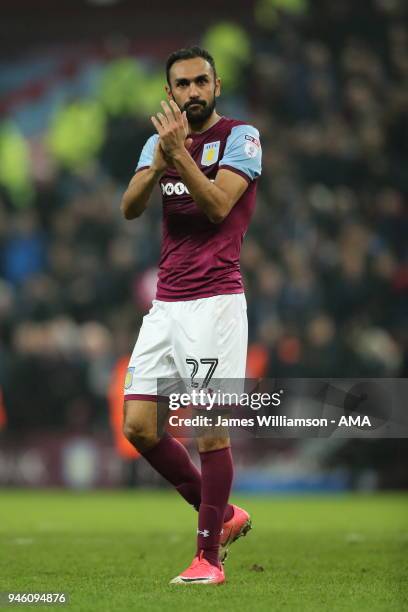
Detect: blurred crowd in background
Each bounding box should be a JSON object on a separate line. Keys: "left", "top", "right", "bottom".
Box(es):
{"left": 0, "top": 0, "right": 407, "bottom": 449}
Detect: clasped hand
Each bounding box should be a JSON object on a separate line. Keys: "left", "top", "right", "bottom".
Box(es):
{"left": 151, "top": 100, "right": 191, "bottom": 159}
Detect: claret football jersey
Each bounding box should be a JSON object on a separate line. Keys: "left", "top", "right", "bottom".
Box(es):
{"left": 135, "top": 116, "right": 262, "bottom": 301}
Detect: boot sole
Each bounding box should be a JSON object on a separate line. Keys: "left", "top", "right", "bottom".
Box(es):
{"left": 220, "top": 518, "right": 252, "bottom": 564}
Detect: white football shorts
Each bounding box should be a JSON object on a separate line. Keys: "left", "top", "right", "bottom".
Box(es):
{"left": 124, "top": 293, "right": 248, "bottom": 401}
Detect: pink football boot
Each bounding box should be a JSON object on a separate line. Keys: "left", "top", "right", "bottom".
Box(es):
{"left": 219, "top": 504, "right": 252, "bottom": 563}
{"left": 170, "top": 552, "right": 226, "bottom": 585}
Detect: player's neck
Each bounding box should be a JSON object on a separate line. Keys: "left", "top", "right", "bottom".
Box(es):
{"left": 189, "top": 112, "right": 221, "bottom": 135}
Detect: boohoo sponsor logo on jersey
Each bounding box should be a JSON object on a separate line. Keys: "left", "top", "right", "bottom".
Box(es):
{"left": 201, "top": 141, "right": 220, "bottom": 166}
{"left": 161, "top": 181, "right": 190, "bottom": 196}
{"left": 161, "top": 179, "right": 215, "bottom": 197}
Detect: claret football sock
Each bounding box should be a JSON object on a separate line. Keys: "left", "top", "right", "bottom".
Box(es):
{"left": 141, "top": 433, "right": 235, "bottom": 522}
{"left": 142, "top": 433, "right": 201, "bottom": 510}
{"left": 224, "top": 503, "right": 234, "bottom": 522}
{"left": 197, "top": 446, "right": 234, "bottom": 567}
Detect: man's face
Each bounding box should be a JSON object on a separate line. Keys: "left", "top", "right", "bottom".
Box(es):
{"left": 166, "top": 57, "right": 221, "bottom": 126}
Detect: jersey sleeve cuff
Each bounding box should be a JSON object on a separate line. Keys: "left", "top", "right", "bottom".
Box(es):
{"left": 135, "top": 165, "right": 150, "bottom": 174}
{"left": 219, "top": 164, "right": 252, "bottom": 184}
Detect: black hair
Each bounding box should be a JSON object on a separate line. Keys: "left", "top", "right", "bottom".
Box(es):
{"left": 166, "top": 46, "right": 216, "bottom": 85}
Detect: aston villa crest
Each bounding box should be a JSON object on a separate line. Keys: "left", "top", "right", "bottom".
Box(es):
{"left": 201, "top": 141, "right": 220, "bottom": 166}
{"left": 124, "top": 367, "right": 135, "bottom": 390}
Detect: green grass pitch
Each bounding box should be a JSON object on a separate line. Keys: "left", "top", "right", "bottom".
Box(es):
{"left": 0, "top": 490, "right": 407, "bottom": 611}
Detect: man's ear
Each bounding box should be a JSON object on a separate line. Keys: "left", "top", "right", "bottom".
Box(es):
{"left": 165, "top": 84, "right": 173, "bottom": 100}
{"left": 215, "top": 77, "right": 221, "bottom": 98}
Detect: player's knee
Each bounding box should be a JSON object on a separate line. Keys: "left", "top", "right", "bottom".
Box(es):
{"left": 123, "top": 418, "right": 160, "bottom": 452}
{"left": 197, "top": 436, "right": 230, "bottom": 453}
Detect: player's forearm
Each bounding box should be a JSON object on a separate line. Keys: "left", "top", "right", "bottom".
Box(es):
{"left": 121, "top": 167, "right": 163, "bottom": 220}
{"left": 171, "top": 148, "right": 229, "bottom": 224}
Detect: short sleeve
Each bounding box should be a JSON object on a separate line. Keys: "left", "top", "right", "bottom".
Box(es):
{"left": 219, "top": 125, "right": 262, "bottom": 182}
{"left": 135, "top": 134, "right": 159, "bottom": 173}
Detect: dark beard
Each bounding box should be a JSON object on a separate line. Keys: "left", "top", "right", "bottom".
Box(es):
{"left": 183, "top": 95, "right": 216, "bottom": 127}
